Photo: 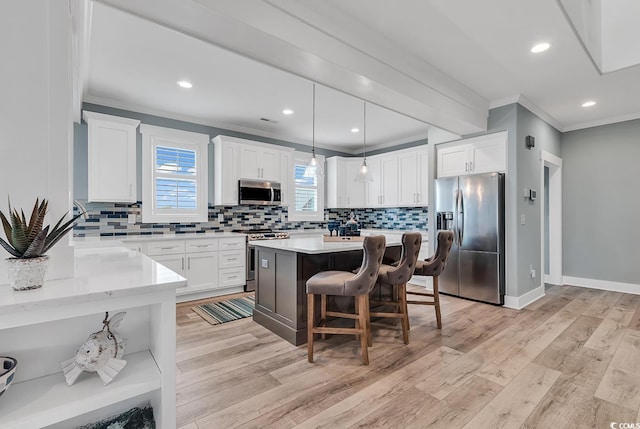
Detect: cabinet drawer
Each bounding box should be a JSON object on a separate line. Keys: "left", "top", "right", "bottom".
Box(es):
{"left": 122, "top": 241, "right": 145, "bottom": 253}
{"left": 219, "top": 238, "right": 245, "bottom": 251}
{"left": 219, "top": 267, "right": 246, "bottom": 288}
{"left": 146, "top": 240, "right": 186, "bottom": 256}
{"left": 219, "top": 250, "right": 245, "bottom": 268}
{"left": 186, "top": 238, "right": 219, "bottom": 253}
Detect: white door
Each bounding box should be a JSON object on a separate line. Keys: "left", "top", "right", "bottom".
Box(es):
{"left": 186, "top": 251, "right": 219, "bottom": 292}
{"left": 471, "top": 136, "right": 507, "bottom": 174}
{"left": 381, "top": 155, "right": 399, "bottom": 206}
{"left": 437, "top": 144, "right": 471, "bottom": 177}
{"left": 398, "top": 152, "right": 418, "bottom": 206}
{"left": 239, "top": 145, "right": 260, "bottom": 179}
{"left": 260, "top": 148, "right": 280, "bottom": 181}
{"left": 366, "top": 157, "right": 382, "bottom": 206}
{"left": 344, "top": 159, "right": 367, "bottom": 207}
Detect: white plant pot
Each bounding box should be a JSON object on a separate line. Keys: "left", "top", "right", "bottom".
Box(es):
{"left": 5, "top": 256, "right": 49, "bottom": 291}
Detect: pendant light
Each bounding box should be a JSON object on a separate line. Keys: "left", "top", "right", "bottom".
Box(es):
{"left": 303, "top": 83, "right": 318, "bottom": 178}
{"left": 354, "top": 101, "right": 374, "bottom": 182}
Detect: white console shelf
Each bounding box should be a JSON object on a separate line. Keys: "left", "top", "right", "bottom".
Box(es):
{"left": 0, "top": 247, "right": 185, "bottom": 429}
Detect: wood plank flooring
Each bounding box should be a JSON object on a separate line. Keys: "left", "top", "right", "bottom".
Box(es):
{"left": 175, "top": 285, "right": 640, "bottom": 428}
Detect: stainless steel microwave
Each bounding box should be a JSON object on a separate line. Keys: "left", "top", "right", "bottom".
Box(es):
{"left": 238, "top": 179, "right": 282, "bottom": 205}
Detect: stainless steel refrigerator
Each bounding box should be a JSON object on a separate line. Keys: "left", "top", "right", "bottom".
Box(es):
{"left": 435, "top": 172, "right": 505, "bottom": 305}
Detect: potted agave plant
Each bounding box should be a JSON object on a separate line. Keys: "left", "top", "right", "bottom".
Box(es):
{"left": 0, "top": 198, "right": 82, "bottom": 291}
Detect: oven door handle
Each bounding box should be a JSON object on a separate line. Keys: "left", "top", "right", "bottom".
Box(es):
{"left": 270, "top": 187, "right": 275, "bottom": 204}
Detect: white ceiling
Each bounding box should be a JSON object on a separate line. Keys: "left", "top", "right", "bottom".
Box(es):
{"left": 84, "top": 0, "right": 640, "bottom": 151}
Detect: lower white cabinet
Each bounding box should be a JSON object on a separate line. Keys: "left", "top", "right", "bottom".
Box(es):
{"left": 126, "top": 236, "right": 246, "bottom": 300}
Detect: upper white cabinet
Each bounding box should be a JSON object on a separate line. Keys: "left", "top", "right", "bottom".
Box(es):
{"left": 83, "top": 111, "right": 140, "bottom": 202}
{"left": 437, "top": 131, "right": 507, "bottom": 178}
{"left": 398, "top": 148, "right": 429, "bottom": 206}
{"left": 366, "top": 154, "right": 399, "bottom": 207}
{"left": 327, "top": 145, "right": 428, "bottom": 209}
{"left": 213, "top": 136, "right": 240, "bottom": 206}
{"left": 326, "top": 157, "right": 367, "bottom": 208}
{"left": 239, "top": 145, "right": 280, "bottom": 181}
{"left": 213, "top": 135, "right": 293, "bottom": 205}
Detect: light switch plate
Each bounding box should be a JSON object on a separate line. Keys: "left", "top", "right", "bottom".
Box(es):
{"left": 127, "top": 214, "right": 136, "bottom": 224}
{"left": 217, "top": 213, "right": 224, "bottom": 222}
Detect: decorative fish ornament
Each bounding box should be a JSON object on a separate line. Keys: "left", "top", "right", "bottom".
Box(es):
{"left": 61, "top": 312, "right": 127, "bottom": 386}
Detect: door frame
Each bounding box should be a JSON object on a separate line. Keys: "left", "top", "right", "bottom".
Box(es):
{"left": 540, "top": 150, "right": 562, "bottom": 286}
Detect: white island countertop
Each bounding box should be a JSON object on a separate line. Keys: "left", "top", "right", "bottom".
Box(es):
{"left": 250, "top": 234, "right": 403, "bottom": 254}
{"left": 0, "top": 246, "right": 186, "bottom": 323}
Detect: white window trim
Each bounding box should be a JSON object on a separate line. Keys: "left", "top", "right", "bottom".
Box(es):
{"left": 140, "top": 124, "right": 209, "bottom": 223}
{"left": 288, "top": 153, "right": 325, "bottom": 222}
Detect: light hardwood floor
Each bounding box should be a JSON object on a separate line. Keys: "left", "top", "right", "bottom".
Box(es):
{"left": 175, "top": 285, "right": 640, "bottom": 428}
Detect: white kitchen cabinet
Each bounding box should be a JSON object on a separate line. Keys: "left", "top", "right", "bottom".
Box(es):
{"left": 213, "top": 135, "right": 293, "bottom": 205}
{"left": 398, "top": 148, "right": 429, "bottom": 206}
{"left": 280, "top": 150, "right": 293, "bottom": 206}
{"left": 437, "top": 131, "right": 507, "bottom": 178}
{"left": 240, "top": 145, "right": 280, "bottom": 181}
{"left": 327, "top": 157, "right": 368, "bottom": 208}
{"left": 367, "top": 154, "right": 399, "bottom": 207}
{"left": 213, "top": 136, "right": 240, "bottom": 206}
{"left": 82, "top": 111, "right": 140, "bottom": 203}
{"left": 133, "top": 235, "right": 245, "bottom": 300}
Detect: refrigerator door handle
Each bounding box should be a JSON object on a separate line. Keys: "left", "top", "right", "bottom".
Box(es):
{"left": 457, "top": 189, "right": 464, "bottom": 246}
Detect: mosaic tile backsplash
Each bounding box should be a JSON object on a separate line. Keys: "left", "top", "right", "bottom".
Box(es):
{"left": 73, "top": 202, "right": 428, "bottom": 237}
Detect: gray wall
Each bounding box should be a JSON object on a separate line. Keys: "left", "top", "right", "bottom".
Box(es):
{"left": 562, "top": 119, "right": 640, "bottom": 284}
{"left": 466, "top": 103, "right": 561, "bottom": 298}
{"left": 75, "top": 103, "right": 351, "bottom": 202}
{"left": 515, "top": 105, "right": 561, "bottom": 295}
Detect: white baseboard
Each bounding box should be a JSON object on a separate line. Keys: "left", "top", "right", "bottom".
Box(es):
{"left": 176, "top": 286, "right": 245, "bottom": 303}
{"left": 544, "top": 274, "right": 550, "bottom": 283}
{"left": 504, "top": 285, "right": 545, "bottom": 310}
{"left": 563, "top": 276, "right": 640, "bottom": 295}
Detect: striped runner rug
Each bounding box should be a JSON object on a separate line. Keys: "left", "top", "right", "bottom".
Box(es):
{"left": 192, "top": 295, "right": 255, "bottom": 325}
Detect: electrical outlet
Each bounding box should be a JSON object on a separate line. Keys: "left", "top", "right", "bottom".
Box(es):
{"left": 261, "top": 259, "right": 269, "bottom": 269}
{"left": 217, "top": 213, "right": 224, "bottom": 222}
{"left": 530, "top": 264, "right": 536, "bottom": 278}
{"left": 520, "top": 214, "right": 526, "bottom": 225}
{"left": 281, "top": 213, "right": 286, "bottom": 223}
{"left": 127, "top": 213, "right": 136, "bottom": 224}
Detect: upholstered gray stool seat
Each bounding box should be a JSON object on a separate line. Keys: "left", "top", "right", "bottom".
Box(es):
{"left": 408, "top": 230, "right": 454, "bottom": 329}
{"left": 306, "top": 235, "right": 386, "bottom": 365}
{"left": 369, "top": 232, "right": 422, "bottom": 344}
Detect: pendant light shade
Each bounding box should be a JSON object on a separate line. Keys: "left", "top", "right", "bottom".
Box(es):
{"left": 304, "top": 83, "right": 318, "bottom": 178}
{"left": 354, "top": 101, "right": 374, "bottom": 182}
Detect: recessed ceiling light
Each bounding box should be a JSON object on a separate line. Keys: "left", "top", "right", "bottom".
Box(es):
{"left": 177, "top": 80, "right": 193, "bottom": 89}
{"left": 531, "top": 43, "right": 550, "bottom": 53}
{"left": 282, "top": 109, "right": 294, "bottom": 115}
{"left": 351, "top": 128, "right": 360, "bottom": 133}
{"left": 581, "top": 100, "right": 596, "bottom": 107}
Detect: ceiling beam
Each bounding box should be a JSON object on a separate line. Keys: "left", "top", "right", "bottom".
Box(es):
{"left": 96, "top": 0, "right": 489, "bottom": 135}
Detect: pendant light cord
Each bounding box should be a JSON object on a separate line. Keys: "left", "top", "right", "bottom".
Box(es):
{"left": 312, "top": 83, "right": 316, "bottom": 157}
{"left": 363, "top": 101, "right": 367, "bottom": 163}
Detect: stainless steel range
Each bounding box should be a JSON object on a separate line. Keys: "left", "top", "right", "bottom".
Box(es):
{"left": 234, "top": 229, "right": 290, "bottom": 291}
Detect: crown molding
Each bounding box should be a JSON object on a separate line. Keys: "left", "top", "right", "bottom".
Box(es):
{"left": 490, "top": 94, "right": 563, "bottom": 132}
{"left": 83, "top": 95, "right": 351, "bottom": 154}
{"left": 563, "top": 110, "right": 640, "bottom": 132}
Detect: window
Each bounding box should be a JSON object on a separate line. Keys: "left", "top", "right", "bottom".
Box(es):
{"left": 140, "top": 124, "right": 209, "bottom": 223}
{"left": 288, "top": 153, "right": 324, "bottom": 221}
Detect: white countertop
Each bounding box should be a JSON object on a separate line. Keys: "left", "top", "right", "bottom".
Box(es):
{"left": 0, "top": 246, "right": 186, "bottom": 315}
{"left": 250, "top": 234, "right": 403, "bottom": 254}
{"left": 72, "top": 231, "right": 245, "bottom": 248}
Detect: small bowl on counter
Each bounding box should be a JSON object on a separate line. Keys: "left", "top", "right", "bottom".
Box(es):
{"left": 0, "top": 357, "right": 17, "bottom": 397}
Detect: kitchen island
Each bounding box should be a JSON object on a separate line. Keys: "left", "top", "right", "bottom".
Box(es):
{"left": 251, "top": 234, "right": 402, "bottom": 345}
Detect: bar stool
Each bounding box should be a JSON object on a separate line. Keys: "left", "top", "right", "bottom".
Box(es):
{"left": 306, "top": 235, "right": 386, "bottom": 365}
{"left": 369, "top": 232, "right": 422, "bottom": 344}
{"left": 409, "top": 230, "right": 454, "bottom": 329}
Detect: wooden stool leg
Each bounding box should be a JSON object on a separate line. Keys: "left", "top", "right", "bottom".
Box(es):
{"left": 307, "top": 293, "right": 315, "bottom": 362}
{"left": 404, "top": 283, "right": 411, "bottom": 332}
{"left": 433, "top": 276, "right": 442, "bottom": 329}
{"left": 400, "top": 283, "right": 409, "bottom": 344}
{"left": 358, "top": 294, "right": 369, "bottom": 365}
{"left": 321, "top": 294, "right": 327, "bottom": 340}
{"left": 365, "top": 294, "right": 372, "bottom": 347}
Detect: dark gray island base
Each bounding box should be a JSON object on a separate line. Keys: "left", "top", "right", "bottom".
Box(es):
{"left": 252, "top": 238, "right": 401, "bottom": 345}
